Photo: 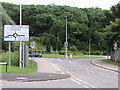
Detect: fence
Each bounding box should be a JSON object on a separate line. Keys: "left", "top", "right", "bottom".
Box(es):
{"left": 111, "top": 48, "right": 120, "bottom": 62}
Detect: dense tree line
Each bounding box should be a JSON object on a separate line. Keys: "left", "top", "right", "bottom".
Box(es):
{"left": 0, "top": 4, "right": 15, "bottom": 51}
{"left": 1, "top": 2, "right": 120, "bottom": 54}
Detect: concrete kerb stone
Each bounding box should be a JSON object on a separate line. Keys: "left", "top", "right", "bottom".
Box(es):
{"left": 1, "top": 72, "right": 71, "bottom": 82}
{"left": 90, "top": 60, "right": 120, "bottom": 73}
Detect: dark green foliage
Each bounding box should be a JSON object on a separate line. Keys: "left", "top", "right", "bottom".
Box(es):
{"left": 46, "top": 45, "right": 50, "bottom": 52}
{"left": 111, "top": 3, "right": 120, "bottom": 20}
{"left": 104, "top": 18, "right": 120, "bottom": 49}
{"left": 69, "top": 45, "right": 78, "bottom": 52}
{"left": 1, "top": 51, "right": 19, "bottom": 66}
{"left": 1, "top": 2, "right": 120, "bottom": 53}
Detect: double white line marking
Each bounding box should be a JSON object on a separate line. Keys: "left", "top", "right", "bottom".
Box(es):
{"left": 71, "top": 78, "right": 95, "bottom": 88}
{"left": 52, "top": 63, "right": 65, "bottom": 74}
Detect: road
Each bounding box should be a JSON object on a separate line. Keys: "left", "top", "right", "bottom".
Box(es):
{"left": 2, "top": 58, "right": 118, "bottom": 88}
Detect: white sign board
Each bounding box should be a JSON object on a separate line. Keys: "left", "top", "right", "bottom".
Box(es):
{"left": 4, "top": 25, "right": 29, "bottom": 41}
{"left": 30, "top": 41, "right": 36, "bottom": 49}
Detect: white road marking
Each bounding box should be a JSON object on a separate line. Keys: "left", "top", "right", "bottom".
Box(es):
{"left": 16, "top": 77, "right": 27, "bottom": 80}
{"left": 71, "top": 78, "right": 95, "bottom": 88}
{"left": 52, "top": 63, "right": 61, "bottom": 71}
{"left": 69, "top": 60, "right": 73, "bottom": 64}
{"left": 71, "top": 79, "right": 82, "bottom": 85}
{"left": 74, "top": 78, "right": 95, "bottom": 88}
{"left": 59, "top": 60, "right": 63, "bottom": 62}
{"left": 51, "top": 63, "right": 65, "bottom": 74}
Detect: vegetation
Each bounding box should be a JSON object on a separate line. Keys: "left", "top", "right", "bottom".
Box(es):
{"left": 107, "top": 60, "right": 120, "bottom": 66}
{"left": 1, "top": 60, "right": 37, "bottom": 74}
{"left": 42, "top": 54, "right": 104, "bottom": 58}
{"left": 0, "top": 2, "right": 120, "bottom": 54}
{"left": 0, "top": 51, "right": 19, "bottom": 66}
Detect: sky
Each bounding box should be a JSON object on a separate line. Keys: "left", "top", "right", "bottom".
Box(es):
{"left": 0, "top": 0, "right": 120, "bottom": 10}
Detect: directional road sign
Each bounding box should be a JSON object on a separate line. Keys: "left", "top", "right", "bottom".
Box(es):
{"left": 4, "top": 25, "right": 29, "bottom": 41}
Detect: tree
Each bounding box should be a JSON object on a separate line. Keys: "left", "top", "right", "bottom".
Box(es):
{"left": 2, "top": 2, "right": 118, "bottom": 53}
{"left": 111, "top": 3, "right": 120, "bottom": 20}
{"left": 104, "top": 18, "right": 120, "bottom": 49}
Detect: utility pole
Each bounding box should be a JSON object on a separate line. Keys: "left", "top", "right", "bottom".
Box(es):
{"left": 19, "top": 3, "right": 24, "bottom": 69}
{"left": 89, "top": 35, "right": 91, "bottom": 55}
{"left": 8, "top": 42, "right": 11, "bottom": 69}
{"left": 64, "top": 16, "right": 68, "bottom": 59}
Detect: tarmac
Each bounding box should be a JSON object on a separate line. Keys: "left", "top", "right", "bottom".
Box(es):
{"left": 1, "top": 58, "right": 119, "bottom": 82}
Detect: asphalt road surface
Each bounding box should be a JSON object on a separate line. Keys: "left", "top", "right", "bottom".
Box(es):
{"left": 1, "top": 58, "right": 118, "bottom": 88}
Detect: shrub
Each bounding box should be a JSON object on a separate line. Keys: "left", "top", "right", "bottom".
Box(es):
{"left": 69, "top": 45, "right": 78, "bottom": 52}
{"left": 59, "top": 51, "right": 71, "bottom": 55}
{"left": 1, "top": 51, "right": 19, "bottom": 66}
{"left": 46, "top": 45, "right": 50, "bottom": 52}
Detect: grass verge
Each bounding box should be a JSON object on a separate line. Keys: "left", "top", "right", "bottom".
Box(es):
{"left": 107, "top": 60, "right": 120, "bottom": 66}
{"left": 0, "top": 60, "right": 37, "bottom": 74}
{"left": 42, "top": 54, "right": 104, "bottom": 58}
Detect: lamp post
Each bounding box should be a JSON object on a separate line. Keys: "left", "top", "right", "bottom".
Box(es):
{"left": 88, "top": 35, "right": 91, "bottom": 55}
{"left": 64, "top": 16, "right": 68, "bottom": 59}
{"left": 19, "top": 3, "right": 24, "bottom": 69}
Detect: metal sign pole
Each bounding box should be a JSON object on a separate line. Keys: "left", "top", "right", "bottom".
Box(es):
{"left": 65, "top": 16, "right": 68, "bottom": 59}
{"left": 20, "top": 41, "right": 22, "bottom": 69}
{"left": 114, "top": 42, "right": 117, "bottom": 63}
{"left": 22, "top": 42, "right": 24, "bottom": 69}
{"left": 8, "top": 42, "right": 11, "bottom": 69}
{"left": 19, "top": 3, "right": 22, "bottom": 69}
{"left": 89, "top": 35, "right": 91, "bottom": 55}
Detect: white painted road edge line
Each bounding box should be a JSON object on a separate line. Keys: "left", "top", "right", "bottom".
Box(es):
{"left": 74, "top": 78, "right": 95, "bottom": 88}
{"left": 71, "top": 79, "right": 82, "bottom": 85}
{"left": 51, "top": 63, "right": 65, "bottom": 74}
{"left": 71, "top": 78, "right": 95, "bottom": 88}
{"left": 69, "top": 60, "right": 73, "bottom": 64}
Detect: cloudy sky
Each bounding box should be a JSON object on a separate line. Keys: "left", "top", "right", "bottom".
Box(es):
{"left": 0, "top": 0, "right": 120, "bottom": 10}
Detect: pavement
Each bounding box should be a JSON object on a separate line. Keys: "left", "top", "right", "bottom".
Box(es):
{"left": 1, "top": 58, "right": 119, "bottom": 82}
{"left": 91, "top": 59, "right": 119, "bottom": 73}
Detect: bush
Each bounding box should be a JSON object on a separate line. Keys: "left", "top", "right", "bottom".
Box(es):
{"left": 91, "top": 51, "right": 101, "bottom": 55}
{"left": 11, "top": 51, "right": 19, "bottom": 66}
{"left": 46, "top": 45, "right": 50, "bottom": 52}
{"left": 69, "top": 45, "right": 78, "bottom": 52}
{"left": 1, "top": 51, "right": 19, "bottom": 66}
{"left": 75, "top": 51, "right": 84, "bottom": 56}
{"left": 59, "top": 51, "right": 71, "bottom": 55}
{"left": 81, "top": 51, "right": 89, "bottom": 55}
{"left": 81, "top": 50, "right": 104, "bottom": 55}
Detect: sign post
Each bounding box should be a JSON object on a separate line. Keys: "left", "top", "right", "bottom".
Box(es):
{"left": 64, "top": 41, "right": 68, "bottom": 58}
{"left": 113, "top": 42, "right": 118, "bottom": 62}
{"left": 4, "top": 25, "right": 29, "bottom": 69}
{"left": 30, "top": 41, "right": 36, "bottom": 65}
{"left": 8, "top": 42, "right": 11, "bottom": 69}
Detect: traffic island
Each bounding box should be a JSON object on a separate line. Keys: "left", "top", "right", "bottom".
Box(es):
{"left": 1, "top": 72, "right": 70, "bottom": 82}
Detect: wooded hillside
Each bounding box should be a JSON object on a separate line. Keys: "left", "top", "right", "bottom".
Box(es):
{"left": 1, "top": 2, "right": 120, "bottom": 54}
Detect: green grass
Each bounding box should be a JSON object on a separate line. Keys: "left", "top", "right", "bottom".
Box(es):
{"left": 42, "top": 54, "right": 104, "bottom": 58}
{"left": 42, "top": 54, "right": 64, "bottom": 58}
{"left": 107, "top": 60, "right": 120, "bottom": 66}
{"left": 0, "top": 60, "right": 37, "bottom": 74}
{"left": 72, "top": 55, "right": 104, "bottom": 58}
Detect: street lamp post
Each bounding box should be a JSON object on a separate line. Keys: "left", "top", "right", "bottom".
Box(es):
{"left": 19, "top": 3, "right": 24, "bottom": 69}
{"left": 65, "top": 16, "right": 68, "bottom": 59}
{"left": 88, "top": 35, "right": 91, "bottom": 55}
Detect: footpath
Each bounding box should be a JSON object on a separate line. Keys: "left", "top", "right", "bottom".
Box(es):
{"left": 91, "top": 59, "right": 119, "bottom": 73}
